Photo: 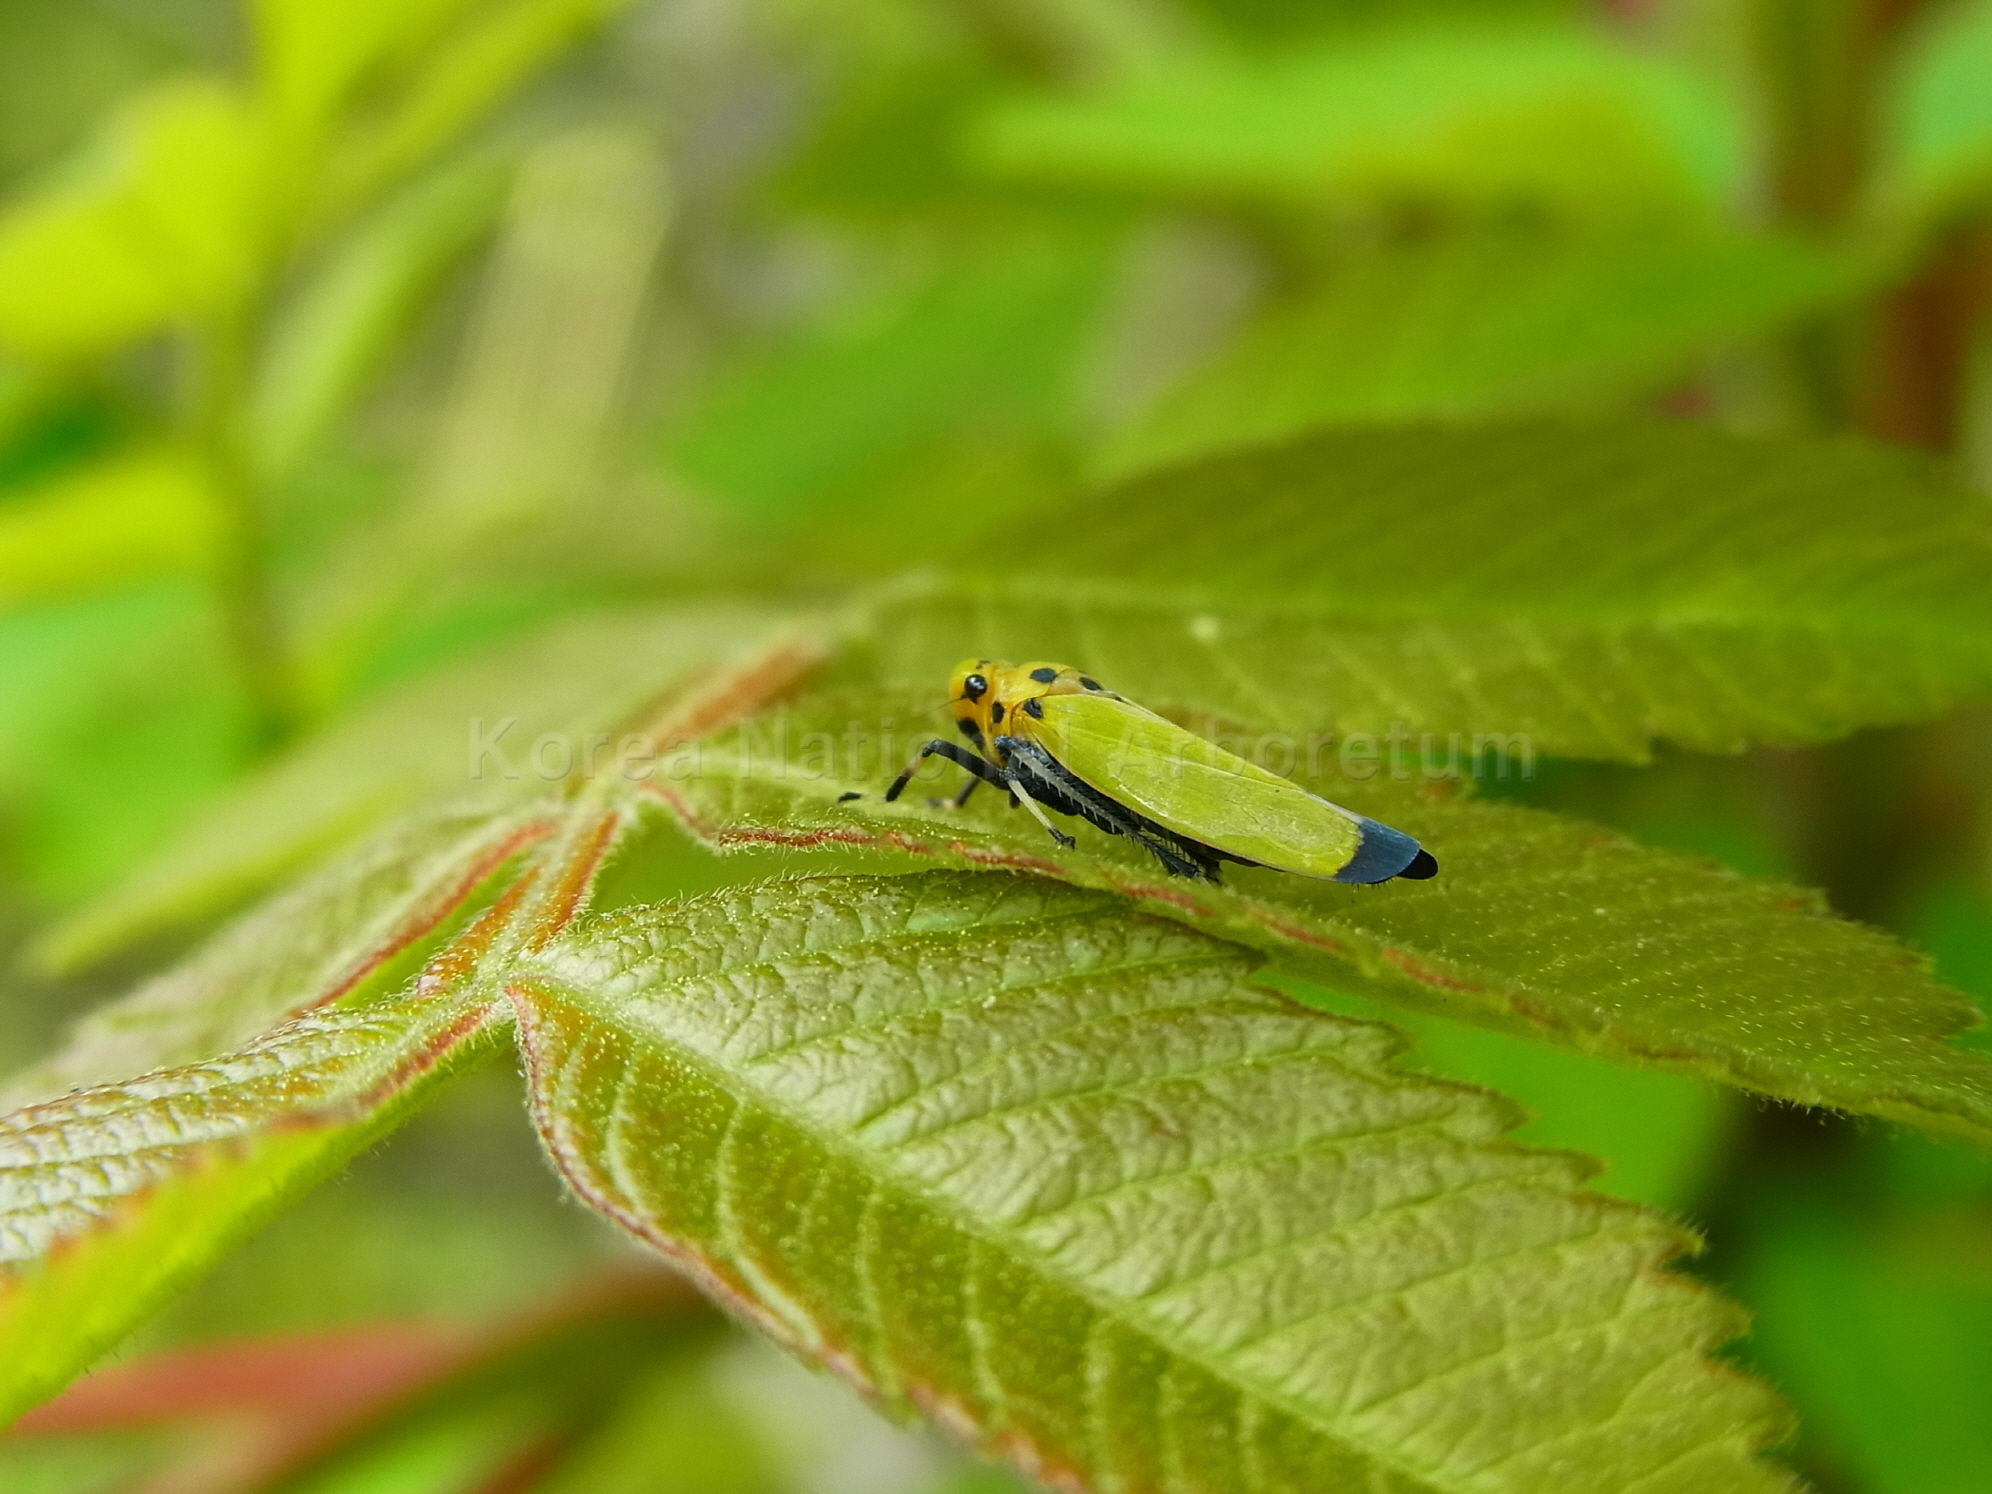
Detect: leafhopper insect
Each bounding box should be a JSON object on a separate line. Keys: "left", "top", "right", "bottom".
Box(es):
{"left": 867, "top": 659, "right": 1437, "bottom": 885}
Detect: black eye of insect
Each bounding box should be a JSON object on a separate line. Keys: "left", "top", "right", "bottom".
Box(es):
{"left": 963, "top": 673, "right": 988, "bottom": 701}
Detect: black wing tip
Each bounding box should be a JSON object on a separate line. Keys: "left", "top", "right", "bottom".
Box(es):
{"left": 1336, "top": 820, "right": 1432, "bottom": 884}
{"left": 1398, "top": 848, "right": 1439, "bottom": 880}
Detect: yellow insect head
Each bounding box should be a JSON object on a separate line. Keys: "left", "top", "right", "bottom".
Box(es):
{"left": 946, "top": 658, "right": 1121, "bottom": 761}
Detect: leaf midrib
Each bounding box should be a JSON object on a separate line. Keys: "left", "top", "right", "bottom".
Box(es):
{"left": 531, "top": 962, "right": 1470, "bottom": 1494}
{"left": 528, "top": 889, "right": 1716, "bottom": 1494}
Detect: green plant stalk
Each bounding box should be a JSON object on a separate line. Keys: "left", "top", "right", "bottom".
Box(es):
{"left": 190, "top": 310, "right": 297, "bottom": 751}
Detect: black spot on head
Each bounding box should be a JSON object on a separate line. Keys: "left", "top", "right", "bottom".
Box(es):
{"left": 989, "top": 700, "right": 1004, "bottom": 724}
{"left": 956, "top": 718, "right": 983, "bottom": 742}
{"left": 1079, "top": 676, "right": 1101, "bottom": 691}
{"left": 837, "top": 791, "right": 862, "bottom": 802}
{"left": 963, "top": 673, "right": 987, "bottom": 701}
{"left": 1029, "top": 667, "right": 1058, "bottom": 684}
{"left": 1023, "top": 698, "right": 1044, "bottom": 719}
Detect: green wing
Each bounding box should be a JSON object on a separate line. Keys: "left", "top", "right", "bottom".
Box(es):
{"left": 1031, "top": 694, "right": 1424, "bottom": 883}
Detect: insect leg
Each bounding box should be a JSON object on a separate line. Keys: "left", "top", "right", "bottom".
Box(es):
{"left": 950, "top": 776, "right": 981, "bottom": 809}
{"left": 1006, "top": 777, "right": 1077, "bottom": 849}
{"left": 1126, "top": 827, "right": 1219, "bottom": 882}
{"left": 883, "top": 740, "right": 1006, "bottom": 803}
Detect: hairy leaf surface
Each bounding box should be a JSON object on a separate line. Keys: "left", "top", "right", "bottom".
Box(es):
{"left": 660, "top": 692, "right": 1992, "bottom": 1143}
{"left": 865, "top": 422, "right": 1992, "bottom": 760}
{"left": 512, "top": 873, "right": 1795, "bottom": 1494}
{"left": 0, "top": 988, "right": 499, "bottom": 1424}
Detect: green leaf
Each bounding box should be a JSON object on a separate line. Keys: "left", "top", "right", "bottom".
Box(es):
{"left": 1738, "top": 1189, "right": 1992, "bottom": 1494}
{"left": 0, "top": 584, "right": 237, "bottom": 909}
{"left": 531, "top": 1354, "right": 778, "bottom": 1494}
{"left": 387, "top": 125, "right": 667, "bottom": 538}
{"left": 0, "top": 81, "right": 262, "bottom": 361}
{"left": 250, "top": 153, "right": 514, "bottom": 478}
{"left": 9, "top": 804, "right": 556, "bottom": 1104}
{"left": 1102, "top": 229, "right": 1851, "bottom": 477}
{"left": 864, "top": 422, "right": 1992, "bottom": 760}
{"left": 660, "top": 688, "right": 1992, "bottom": 1144}
{"left": 1187, "top": 0, "right": 1563, "bottom": 43}
{"left": 665, "top": 230, "right": 1119, "bottom": 519}
{"left": 1283, "top": 979, "right": 1732, "bottom": 1213}
{"left": 970, "top": 20, "right": 1745, "bottom": 225}
{"left": 0, "top": 448, "right": 216, "bottom": 608}
{"left": 43, "top": 605, "right": 808, "bottom": 968}
{"left": 312, "top": 0, "right": 632, "bottom": 230}
{"left": 0, "top": 986, "right": 500, "bottom": 1425}
{"left": 511, "top": 872, "right": 1796, "bottom": 1494}
{"left": 1871, "top": 0, "right": 1992, "bottom": 230}
{"left": 778, "top": 54, "right": 1013, "bottom": 219}
{"left": 249, "top": 1274, "right": 726, "bottom": 1494}
{"left": 253, "top": 0, "right": 479, "bottom": 150}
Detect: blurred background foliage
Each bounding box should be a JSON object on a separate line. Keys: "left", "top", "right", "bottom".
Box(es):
{"left": 1, "top": 0, "right": 1991, "bottom": 1490}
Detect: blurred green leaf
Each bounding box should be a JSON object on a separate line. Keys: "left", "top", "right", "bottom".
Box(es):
{"left": 0, "top": 448, "right": 215, "bottom": 608}
{"left": 1187, "top": 0, "right": 1571, "bottom": 42}
{"left": 294, "top": 125, "right": 670, "bottom": 687}
{"left": 0, "top": 381, "right": 127, "bottom": 496}
{"left": 925, "top": 1471, "right": 1036, "bottom": 1494}
{"left": 266, "top": 1411, "right": 540, "bottom": 1494}
{"left": 0, "top": 1432, "right": 163, "bottom": 1494}
{"left": 254, "top": 0, "right": 479, "bottom": 152}
{"left": 868, "top": 422, "right": 1992, "bottom": 760}
{"left": 251, "top": 1276, "right": 723, "bottom": 1494}
{"left": 779, "top": 55, "right": 1012, "bottom": 218}
{"left": 313, "top": 0, "right": 632, "bottom": 231}
{"left": 1909, "top": 879, "right": 1992, "bottom": 1046}
{"left": 0, "top": 0, "right": 622, "bottom": 370}
{"left": 44, "top": 605, "right": 800, "bottom": 967}
{"left": 532, "top": 1356, "right": 776, "bottom": 1494}
{"left": 397, "top": 127, "right": 666, "bottom": 539}
{"left": 134, "top": 1062, "right": 627, "bottom": 1345}
{"left": 972, "top": 20, "right": 1746, "bottom": 225}
{"left": 1103, "top": 229, "right": 1851, "bottom": 476}
{"left": 251, "top": 155, "right": 513, "bottom": 479}
{"left": 512, "top": 872, "right": 1795, "bottom": 1494}
{"left": 3, "top": 1273, "right": 722, "bottom": 1494}
{"left": 0, "top": 987, "right": 500, "bottom": 1425}
{"left": 666, "top": 689, "right": 1992, "bottom": 1144}
{"left": 1739, "top": 1191, "right": 1992, "bottom": 1494}
{"left": 666, "top": 230, "right": 1118, "bottom": 519}
{"left": 0, "top": 80, "right": 262, "bottom": 361}
{"left": 0, "top": 584, "right": 237, "bottom": 907}
{"left": 1872, "top": 0, "right": 1992, "bottom": 230}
